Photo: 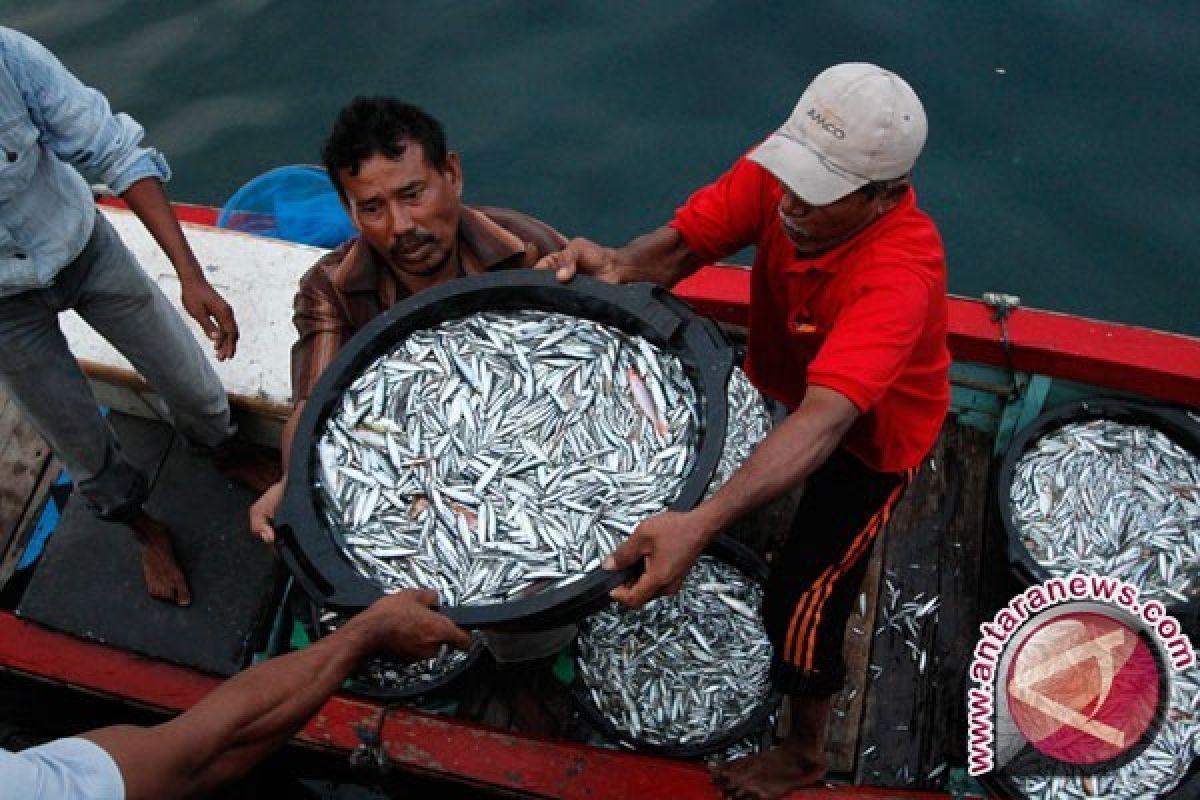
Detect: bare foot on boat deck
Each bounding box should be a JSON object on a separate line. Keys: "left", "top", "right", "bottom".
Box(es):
{"left": 709, "top": 743, "right": 827, "bottom": 800}
{"left": 711, "top": 695, "right": 831, "bottom": 800}
{"left": 128, "top": 509, "right": 192, "bottom": 607}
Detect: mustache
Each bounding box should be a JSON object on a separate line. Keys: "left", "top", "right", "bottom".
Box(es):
{"left": 390, "top": 232, "right": 436, "bottom": 256}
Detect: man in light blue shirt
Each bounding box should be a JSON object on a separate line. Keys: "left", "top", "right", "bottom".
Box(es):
{"left": 0, "top": 26, "right": 240, "bottom": 606}
{"left": 0, "top": 589, "right": 472, "bottom": 800}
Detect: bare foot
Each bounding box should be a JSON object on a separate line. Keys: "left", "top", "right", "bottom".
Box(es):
{"left": 710, "top": 742, "right": 827, "bottom": 800}
{"left": 711, "top": 695, "right": 832, "bottom": 800}
{"left": 128, "top": 510, "right": 192, "bottom": 607}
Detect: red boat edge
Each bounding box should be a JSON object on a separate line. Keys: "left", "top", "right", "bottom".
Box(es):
{"left": 102, "top": 194, "right": 1200, "bottom": 411}
{"left": 0, "top": 613, "right": 957, "bottom": 800}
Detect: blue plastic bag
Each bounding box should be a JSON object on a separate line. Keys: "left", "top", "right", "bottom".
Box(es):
{"left": 217, "top": 165, "right": 356, "bottom": 249}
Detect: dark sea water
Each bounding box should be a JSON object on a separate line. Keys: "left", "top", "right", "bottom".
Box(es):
{"left": 8, "top": 1, "right": 1200, "bottom": 336}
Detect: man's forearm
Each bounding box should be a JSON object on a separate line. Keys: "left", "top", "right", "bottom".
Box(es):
{"left": 183, "top": 614, "right": 373, "bottom": 751}
{"left": 84, "top": 608, "right": 380, "bottom": 799}
{"left": 613, "top": 226, "right": 705, "bottom": 287}
{"left": 120, "top": 177, "right": 206, "bottom": 284}
{"left": 281, "top": 399, "right": 305, "bottom": 467}
{"left": 694, "top": 387, "right": 859, "bottom": 535}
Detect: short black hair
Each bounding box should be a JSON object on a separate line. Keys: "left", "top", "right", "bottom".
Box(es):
{"left": 860, "top": 174, "right": 911, "bottom": 200}
{"left": 321, "top": 97, "right": 448, "bottom": 200}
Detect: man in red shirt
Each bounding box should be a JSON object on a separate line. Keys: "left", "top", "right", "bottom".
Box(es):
{"left": 540, "top": 63, "right": 950, "bottom": 799}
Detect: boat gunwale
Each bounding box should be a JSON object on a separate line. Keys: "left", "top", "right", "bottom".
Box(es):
{"left": 94, "top": 196, "right": 1200, "bottom": 413}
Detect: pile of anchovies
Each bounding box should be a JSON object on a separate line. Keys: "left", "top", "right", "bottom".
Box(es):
{"left": 314, "top": 310, "right": 701, "bottom": 606}
{"left": 1010, "top": 663, "right": 1199, "bottom": 799}
{"left": 705, "top": 367, "right": 774, "bottom": 499}
{"left": 1010, "top": 420, "right": 1200, "bottom": 606}
{"left": 575, "top": 556, "right": 773, "bottom": 750}
{"left": 317, "top": 608, "right": 473, "bottom": 693}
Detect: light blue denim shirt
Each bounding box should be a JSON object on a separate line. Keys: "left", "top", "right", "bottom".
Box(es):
{"left": 0, "top": 26, "right": 170, "bottom": 297}
{"left": 1, "top": 738, "right": 126, "bottom": 799}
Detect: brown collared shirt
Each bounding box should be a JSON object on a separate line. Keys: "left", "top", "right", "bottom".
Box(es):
{"left": 290, "top": 205, "right": 565, "bottom": 402}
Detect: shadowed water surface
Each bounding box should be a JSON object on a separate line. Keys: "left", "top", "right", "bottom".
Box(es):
{"left": 7, "top": 3, "right": 1198, "bottom": 332}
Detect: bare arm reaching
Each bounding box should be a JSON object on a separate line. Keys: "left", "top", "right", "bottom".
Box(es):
{"left": 81, "top": 590, "right": 470, "bottom": 800}
{"left": 536, "top": 226, "right": 704, "bottom": 287}
{"left": 604, "top": 386, "right": 860, "bottom": 608}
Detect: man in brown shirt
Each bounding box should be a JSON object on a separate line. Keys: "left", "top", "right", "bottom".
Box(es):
{"left": 249, "top": 97, "right": 565, "bottom": 542}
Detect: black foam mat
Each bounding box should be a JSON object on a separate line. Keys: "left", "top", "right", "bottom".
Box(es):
{"left": 18, "top": 412, "right": 282, "bottom": 677}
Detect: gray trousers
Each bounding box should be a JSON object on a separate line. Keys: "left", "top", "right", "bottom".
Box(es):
{"left": 0, "top": 212, "right": 233, "bottom": 521}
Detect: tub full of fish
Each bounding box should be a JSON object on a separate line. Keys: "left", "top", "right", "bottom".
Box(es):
{"left": 572, "top": 536, "right": 781, "bottom": 758}
{"left": 275, "top": 271, "right": 735, "bottom": 631}
{"left": 999, "top": 398, "right": 1200, "bottom": 628}
{"left": 705, "top": 365, "right": 777, "bottom": 500}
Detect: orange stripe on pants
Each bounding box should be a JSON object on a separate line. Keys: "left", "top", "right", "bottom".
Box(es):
{"left": 783, "top": 468, "right": 914, "bottom": 671}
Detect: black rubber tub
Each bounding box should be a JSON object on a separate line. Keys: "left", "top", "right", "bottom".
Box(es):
{"left": 275, "top": 270, "right": 735, "bottom": 632}
{"left": 996, "top": 397, "right": 1200, "bottom": 637}
{"left": 570, "top": 535, "right": 782, "bottom": 760}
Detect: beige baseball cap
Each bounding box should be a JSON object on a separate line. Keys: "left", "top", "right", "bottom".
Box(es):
{"left": 749, "top": 63, "right": 927, "bottom": 205}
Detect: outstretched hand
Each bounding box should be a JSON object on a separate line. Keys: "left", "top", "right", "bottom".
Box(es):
{"left": 181, "top": 276, "right": 239, "bottom": 360}
{"left": 603, "top": 510, "right": 712, "bottom": 608}
{"left": 360, "top": 589, "right": 474, "bottom": 661}
{"left": 535, "top": 237, "right": 627, "bottom": 284}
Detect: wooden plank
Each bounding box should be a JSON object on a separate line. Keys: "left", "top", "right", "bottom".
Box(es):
{"left": 78, "top": 358, "right": 291, "bottom": 421}
{"left": 827, "top": 533, "right": 886, "bottom": 772}
{"left": 0, "top": 392, "right": 16, "bottom": 457}
{"left": 854, "top": 422, "right": 993, "bottom": 790}
{"left": 0, "top": 455, "right": 58, "bottom": 591}
{"left": 83, "top": 377, "right": 286, "bottom": 450}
